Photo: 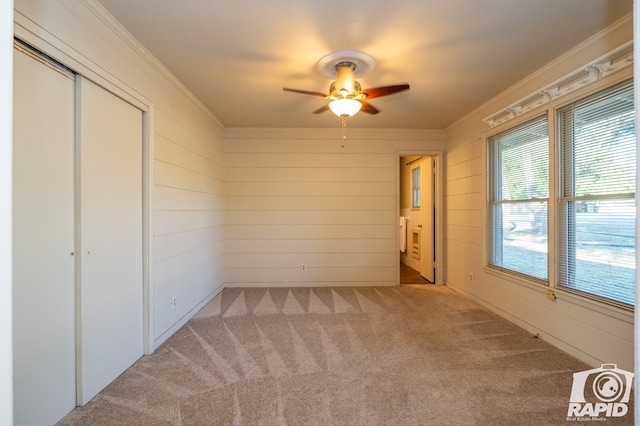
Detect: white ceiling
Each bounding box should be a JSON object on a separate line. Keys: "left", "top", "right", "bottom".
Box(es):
{"left": 96, "top": 0, "right": 632, "bottom": 129}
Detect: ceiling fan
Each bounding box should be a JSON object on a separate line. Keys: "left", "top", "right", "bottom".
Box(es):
{"left": 283, "top": 51, "right": 410, "bottom": 119}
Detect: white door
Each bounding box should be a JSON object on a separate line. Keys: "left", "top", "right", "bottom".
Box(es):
{"left": 13, "top": 43, "right": 77, "bottom": 425}
{"left": 77, "top": 77, "right": 144, "bottom": 404}
{"left": 419, "top": 158, "right": 435, "bottom": 282}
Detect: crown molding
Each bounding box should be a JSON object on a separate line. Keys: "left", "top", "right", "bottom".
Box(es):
{"left": 445, "top": 13, "right": 633, "bottom": 133}
{"left": 482, "top": 40, "right": 633, "bottom": 128}
{"left": 78, "top": 0, "right": 224, "bottom": 130}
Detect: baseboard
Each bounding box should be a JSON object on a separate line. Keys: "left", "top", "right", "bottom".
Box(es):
{"left": 445, "top": 281, "right": 602, "bottom": 368}
{"left": 224, "top": 281, "right": 398, "bottom": 288}
{"left": 152, "top": 284, "right": 224, "bottom": 350}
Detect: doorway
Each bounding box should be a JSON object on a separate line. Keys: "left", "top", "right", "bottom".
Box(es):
{"left": 399, "top": 154, "right": 443, "bottom": 284}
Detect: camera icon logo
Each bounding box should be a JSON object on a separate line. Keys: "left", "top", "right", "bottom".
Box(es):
{"left": 567, "top": 364, "right": 633, "bottom": 419}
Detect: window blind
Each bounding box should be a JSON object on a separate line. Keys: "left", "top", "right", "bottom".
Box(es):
{"left": 557, "top": 79, "right": 635, "bottom": 306}
{"left": 488, "top": 116, "right": 549, "bottom": 280}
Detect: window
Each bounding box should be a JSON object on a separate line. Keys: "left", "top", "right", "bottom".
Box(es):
{"left": 487, "top": 78, "right": 636, "bottom": 309}
{"left": 412, "top": 167, "right": 421, "bottom": 208}
{"left": 488, "top": 116, "right": 549, "bottom": 281}
{"left": 557, "top": 80, "right": 635, "bottom": 306}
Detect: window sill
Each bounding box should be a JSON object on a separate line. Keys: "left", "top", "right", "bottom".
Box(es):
{"left": 483, "top": 266, "right": 633, "bottom": 323}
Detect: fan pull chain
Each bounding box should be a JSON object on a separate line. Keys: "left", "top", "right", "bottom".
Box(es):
{"left": 341, "top": 114, "right": 348, "bottom": 139}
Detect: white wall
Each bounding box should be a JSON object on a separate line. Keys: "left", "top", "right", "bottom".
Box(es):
{"left": 444, "top": 15, "right": 634, "bottom": 370}
{"left": 152, "top": 107, "right": 225, "bottom": 345}
{"left": 1, "top": 2, "right": 13, "bottom": 425}
{"left": 13, "top": 0, "right": 225, "bottom": 350}
{"left": 225, "top": 128, "right": 444, "bottom": 287}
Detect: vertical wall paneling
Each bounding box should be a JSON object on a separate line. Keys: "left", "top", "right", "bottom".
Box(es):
{"left": 12, "top": 43, "right": 77, "bottom": 425}
{"left": 76, "top": 76, "right": 144, "bottom": 404}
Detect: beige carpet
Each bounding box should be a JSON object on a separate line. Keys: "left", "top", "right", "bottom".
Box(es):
{"left": 58, "top": 285, "right": 633, "bottom": 425}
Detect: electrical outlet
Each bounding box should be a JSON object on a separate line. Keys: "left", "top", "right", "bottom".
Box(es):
{"left": 172, "top": 296, "right": 177, "bottom": 308}
{"left": 468, "top": 273, "right": 474, "bottom": 283}
{"left": 301, "top": 264, "right": 307, "bottom": 271}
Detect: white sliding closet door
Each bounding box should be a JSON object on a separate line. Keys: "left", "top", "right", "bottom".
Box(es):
{"left": 13, "top": 44, "right": 77, "bottom": 425}
{"left": 77, "top": 77, "right": 144, "bottom": 404}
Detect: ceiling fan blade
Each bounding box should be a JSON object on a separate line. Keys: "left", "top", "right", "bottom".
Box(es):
{"left": 283, "top": 87, "right": 328, "bottom": 97}
{"left": 311, "top": 104, "right": 330, "bottom": 114}
{"left": 362, "top": 84, "right": 410, "bottom": 99}
{"left": 359, "top": 101, "right": 380, "bottom": 115}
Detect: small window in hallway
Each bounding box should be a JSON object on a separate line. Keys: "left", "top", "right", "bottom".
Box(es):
{"left": 411, "top": 166, "right": 420, "bottom": 208}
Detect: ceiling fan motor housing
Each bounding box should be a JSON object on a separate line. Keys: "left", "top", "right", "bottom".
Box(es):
{"left": 331, "top": 61, "right": 361, "bottom": 99}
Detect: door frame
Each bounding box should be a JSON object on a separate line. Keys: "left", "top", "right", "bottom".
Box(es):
{"left": 397, "top": 151, "right": 444, "bottom": 285}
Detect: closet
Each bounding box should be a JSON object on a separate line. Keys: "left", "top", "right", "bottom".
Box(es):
{"left": 13, "top": 41, "right": 144, "bottom": 425}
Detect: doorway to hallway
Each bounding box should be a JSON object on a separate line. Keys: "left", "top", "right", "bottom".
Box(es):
{"left": 399, "top": 154, "right": 442, "bottom": 285}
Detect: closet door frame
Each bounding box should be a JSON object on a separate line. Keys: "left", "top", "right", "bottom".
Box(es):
{"left": 12, "top": 29, "right": 155, "bottom": 357}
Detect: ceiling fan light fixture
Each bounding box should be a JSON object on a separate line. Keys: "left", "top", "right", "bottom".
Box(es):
{"left": 329, "top": 99, "right": 362, "bottom": 117}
